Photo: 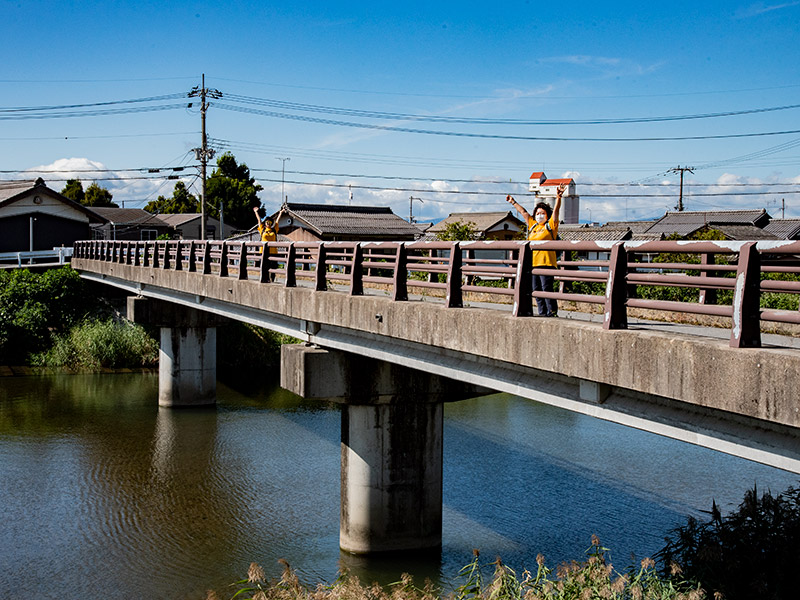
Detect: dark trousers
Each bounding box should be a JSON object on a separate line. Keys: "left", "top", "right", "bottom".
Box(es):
{"left": 533, "top": 268, "right": 558, "bottom": 316}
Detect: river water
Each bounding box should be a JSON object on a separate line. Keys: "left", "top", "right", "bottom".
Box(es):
{"left": 1, "top": 372, "right": 797, "bottom": 599}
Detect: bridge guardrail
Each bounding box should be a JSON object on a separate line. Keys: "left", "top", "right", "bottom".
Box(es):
{"left": 73, "top": 239, "right": 800, "bottom": 349}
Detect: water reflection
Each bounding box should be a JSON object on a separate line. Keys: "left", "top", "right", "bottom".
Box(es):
{"left": 0, "top": 374, "right": 797, "bottom": 600}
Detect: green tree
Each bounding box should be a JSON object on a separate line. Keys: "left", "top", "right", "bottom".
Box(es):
{"left": 205, "top": 152, "right": 263, "bottom": 229}
{"left": 144, "top": 181, "right": 198, "bottom": 214}
{"left": 61, "top": 179, "right": 85, "bottom": 203}
{"left": 435, "top": 220, "right": 479, "bottom": 241}
{"left": 83, "top": 182, "right": 118, "bottom": 208}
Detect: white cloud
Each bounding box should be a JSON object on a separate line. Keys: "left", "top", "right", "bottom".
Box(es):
{"left": 735, "top": 2, "right": 800, "bottom": 18}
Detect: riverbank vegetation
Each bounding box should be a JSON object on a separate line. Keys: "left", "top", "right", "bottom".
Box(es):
{"left": 215, "top": 538, "right": 703, "bottom": 600}
{"left": 1, "top": 267, "right": 294, "bottom": 374}
{"left": 212, "top": 483, "right": 800, "bottom": 600}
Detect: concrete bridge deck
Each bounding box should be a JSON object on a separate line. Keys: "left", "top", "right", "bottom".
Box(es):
{"left": 73, "top": 253, "right": 800, "bottom": 473}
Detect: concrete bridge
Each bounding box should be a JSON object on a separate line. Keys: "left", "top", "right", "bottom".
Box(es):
{"left": 72, "top": 238, "right": 800, "bottom": 554}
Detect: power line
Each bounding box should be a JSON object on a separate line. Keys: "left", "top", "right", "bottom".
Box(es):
{"left": 223, "top": 93, "right": 800, "bottom": 126}
{"left": 214, "top": 103, "right": 800, "bottom": 142}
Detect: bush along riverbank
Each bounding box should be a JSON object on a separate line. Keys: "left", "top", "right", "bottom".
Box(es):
{"left": 1, "top": 267, "right": 295, "bottom": 376}
{"left": 213, "top": 483, "right": 800, "bottom": 600}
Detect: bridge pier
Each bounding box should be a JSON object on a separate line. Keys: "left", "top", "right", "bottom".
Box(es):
{"left": 281, "top": 344, "right": 485, "bottom": 554}
{"left": 127, "top": 297, "right": 226, "bottom": 407}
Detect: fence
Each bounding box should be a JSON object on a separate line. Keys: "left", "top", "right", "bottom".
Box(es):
{"left": 73, "top": 239, "right": 800, "bottom": 349}
{"left": 0, "top": 247, "right": 73, "bottom": 268}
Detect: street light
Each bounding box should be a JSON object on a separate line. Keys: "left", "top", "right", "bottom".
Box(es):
{"left": 276, "top": 157, "right": 290, "bottom": 205}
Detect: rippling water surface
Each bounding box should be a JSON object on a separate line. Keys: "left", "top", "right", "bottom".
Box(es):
{"left": 0, "top": 372, "right": 796, "bottom": 599}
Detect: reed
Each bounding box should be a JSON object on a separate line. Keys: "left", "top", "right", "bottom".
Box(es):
{"left": 213, "top": 538, "right": 703, "bottom": 600}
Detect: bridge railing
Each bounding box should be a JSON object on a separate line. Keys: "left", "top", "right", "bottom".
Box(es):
{"left": 73, "top": 239, "right": 800, "bottom": 348}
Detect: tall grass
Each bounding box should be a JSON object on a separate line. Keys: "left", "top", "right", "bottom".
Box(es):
{"left": 212, "top": 539, "right": 704, "bottom": 600}
{"left": 33, "top": 318, "right": 159, "bottom": 369}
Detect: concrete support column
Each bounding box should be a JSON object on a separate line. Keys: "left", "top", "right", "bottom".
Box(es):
{"left": 127, "top": 296, "right": 226, "bottom": 407}
{"left": 341, "top": 401, "right": 442, "bottom": 554}
{"left": 281, "top": 344, "right": 489, "bottom": 554}
{"left": 158, "top": 325, "right": 217, "bottom": 407}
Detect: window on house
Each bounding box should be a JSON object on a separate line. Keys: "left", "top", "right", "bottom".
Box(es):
{"left": 141, "top": 229, "right": 158, "bottom": 240}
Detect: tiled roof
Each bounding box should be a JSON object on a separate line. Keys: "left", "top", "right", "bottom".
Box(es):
{"left": 645, "top": 209, "right": 770, "bottom": 235}
{"left": 427, "top": 211, "right": 523, "bottom": 234}
{"left": 603, "top": 220, "right": 656, "bottom": 233}
{"left": 156, "top": 213, "right": 202, "bottom": 227}
{"left": 541, "top": 178, "right": 574, "bottom": 186}
{"left": 559, "top": 226, "right": 632, "bottom": 241}
{"left": 0, "top": 178, "right": 107, "bottom": 223}
{"left": 763, "top": 219, "right": 800, "bottom": 240}
{"left": 530, "top": 172, "right": 545, "bottom": 179}
{"left": 91, "top": 207, "right": 170, "bottom": 227}
{"left": 713, "top": 225, "right": 780, "bottom": 241}
{"left": 0, "top": 180, "right": 37, "bottom": 202}
{"left": 285, "top": 202, "right": 420, "bottom": 238}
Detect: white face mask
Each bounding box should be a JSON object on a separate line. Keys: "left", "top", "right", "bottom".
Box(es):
{"left": 535, "top": 213, "right": 547, "bottom": 224}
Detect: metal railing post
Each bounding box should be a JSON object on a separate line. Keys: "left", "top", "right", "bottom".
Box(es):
{"left": 237, "top": 243, "right": 248, "bottom": 280}
{"left": 188, "top": 241, "right": 196, "bottom": 272}
{"left": 392, "top": 244, "right": 408, "bottom": 301}
{"left": 350, "top": 244, "right": 364, "bottom": 296}
{"left": 202, "top": 242, "right": 211, "bottom": 275}
{"left": 731, "top": 242, "right": 761, "bottom": 348}
{"left": 219, "top": 242, "right": 229, "bottom": 277}
{"left": 603, "top": 242, "right": 628, "bottom": 330}
{"left": 446, "top": 242, "right": 463, "bottom": 308}
{"left": 285, "top": 243, "right": 297, "bottom": 288}
{"left": 315, "top": 243, "right": 328, "bottom": 291}
{"left": 512, "top": 243, "right": 533, "bottom": 317}
{"left": 162, "top": 241, "right": 171, "bottom": 270}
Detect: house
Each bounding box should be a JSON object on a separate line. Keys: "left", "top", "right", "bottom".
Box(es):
{"left": 270, "top": 203, "right": 421, "bottom": 242}
{"left": 90, "top": 207, "right": 173, "bottom": 240}
{"left": 156, "top": 213, "right": 233, "bottom": 240}
{"left": 426, "top": 211, "right": 525, "bottom": 241}
{"left": 0, "top": 178, "right": 106, "bottom": 253}
{"left": 643, "top": 209, "right": 774, "bottom": 239}
{"left": 529, "top": 172, "right": 580, "bottom": 224}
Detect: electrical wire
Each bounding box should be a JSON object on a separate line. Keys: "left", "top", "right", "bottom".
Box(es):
{"left": 223, "top": 93, "right": 800, "bottom": 126}
{"left": 214, "top": 102, "right": 800, "bottom": 142}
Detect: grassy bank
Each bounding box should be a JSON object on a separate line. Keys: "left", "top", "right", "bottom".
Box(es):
{"left": 1, "top": 267, "right": 295, "bottom": 375}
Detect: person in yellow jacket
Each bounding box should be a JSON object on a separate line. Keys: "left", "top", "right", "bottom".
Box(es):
{"left": 253, "top": 205, "right": 284, "bottom": 252}
{"left": 506, "top": 183, "right": 565, "bottom": 317}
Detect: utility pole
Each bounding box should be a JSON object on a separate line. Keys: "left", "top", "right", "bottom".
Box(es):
{"left": 409, "top": 196, "right": 423, "bottom": 223}
{"left": 189, "top": 74, "right": 222, "bottom": 240}
{"left": 668, "top": 165, "right": 694, "bottom": 212}
{"left": 276, "top": 157, "right": 290, "bottom": 205}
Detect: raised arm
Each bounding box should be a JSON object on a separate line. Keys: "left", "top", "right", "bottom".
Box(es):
{"left": 505, "top": 195, "right": 531, "bottom": 222}
{"left": 552, "top": 184, "right": 565, "bottom": 224}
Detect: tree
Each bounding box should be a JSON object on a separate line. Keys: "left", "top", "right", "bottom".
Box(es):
{"left": 83, "top": 182, "right": 118, "bottom": 208}
{"left": 144, "top": 181, "right": 198, "bottom": 214}
{"left": 435, "top": 220, "right": 479, "bottom": 241}
{"left": 205, "top": 152, "right": 263, "bottom": 229}
{"left": 61, "top": 179, "right": 85, "bottom": 204}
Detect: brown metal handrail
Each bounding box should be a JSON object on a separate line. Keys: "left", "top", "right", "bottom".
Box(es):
{"left": 72, "top": 238, "right": 800, "bottom": 348}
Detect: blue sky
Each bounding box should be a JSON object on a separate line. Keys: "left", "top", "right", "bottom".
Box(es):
{"left": 2, "top": 0, "right": 799, "bottom": 223}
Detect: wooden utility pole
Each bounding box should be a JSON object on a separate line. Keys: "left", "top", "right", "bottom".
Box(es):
{"left": 188, "top": 74, "right": 222, "bottom": 240}
{"left": 668, "top": 166, "right": 694, "bottom": 211}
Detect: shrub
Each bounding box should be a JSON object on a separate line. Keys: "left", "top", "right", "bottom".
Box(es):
{"left": 657, "top": 484, "right": 800, "bottom": 600}
{"left": 0, "top": 267, "right": 97, "bottom": 363}
{"left": 34, "top": 318, "right": 159, "bottom": 369}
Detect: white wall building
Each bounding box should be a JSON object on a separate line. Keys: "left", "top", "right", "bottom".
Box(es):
{"left": 529, "top": 172, "right": 580, "bottom": 224}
